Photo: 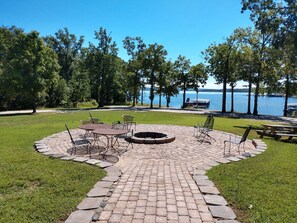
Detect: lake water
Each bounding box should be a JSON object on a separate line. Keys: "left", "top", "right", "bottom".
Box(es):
{"left": 141, "top": 90, "right": 297, "bottom": 116}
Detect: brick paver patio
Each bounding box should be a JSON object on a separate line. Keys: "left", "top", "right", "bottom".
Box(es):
{"left": 35, "top": 124, "right": 267, "bottom": 223}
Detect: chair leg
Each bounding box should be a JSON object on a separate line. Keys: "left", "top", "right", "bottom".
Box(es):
{"left": 88, "top": 145, "right": 92, "bottom": 158}
{"left": 72, "top": 146, "right": 76, "bottom": 155}
{"left": 223, "top": 141, "right": 226, "bottom": 155}
{"left": 126, "top": 140, "right": 133, "bottom": 151}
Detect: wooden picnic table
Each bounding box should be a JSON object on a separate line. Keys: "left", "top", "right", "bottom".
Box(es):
{"left": 257, "top": 124, "right": 297, "bottom": 140}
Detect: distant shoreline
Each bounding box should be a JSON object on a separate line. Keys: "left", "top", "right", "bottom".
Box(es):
{"left": 143, "top": 87, "right": 296, "bottom": 96}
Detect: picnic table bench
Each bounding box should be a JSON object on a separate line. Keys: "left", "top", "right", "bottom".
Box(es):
{"left": 257, "top": 124, "right": 297, "bottom": 140}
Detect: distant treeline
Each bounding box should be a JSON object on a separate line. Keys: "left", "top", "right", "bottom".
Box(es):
{"left": 1, "top": 0, "right": 296, "bottom": 116}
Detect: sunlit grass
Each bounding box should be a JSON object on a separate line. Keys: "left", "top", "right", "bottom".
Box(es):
{"left": 207, "top": 139, "right": 297, "bottom": 222}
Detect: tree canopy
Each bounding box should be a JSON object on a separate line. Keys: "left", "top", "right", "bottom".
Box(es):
{"left": 0, "top": 2, "right": 296, "bottom": 116}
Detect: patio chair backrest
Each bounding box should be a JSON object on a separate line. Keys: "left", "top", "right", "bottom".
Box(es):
{"left": 89, "top": 112, "right": 94, "bottom": 122}
{"left": 208, "top": 117, "right": 215, "bottom": 130}
{"left": 112, "top": 121, "right": 125, "bottom": 130}
{"left": 240, "top": 125, "right": 252, "bottom": 143}
{"left": 89, "top": 112, "right": 103, "bottom": 124}
{"left": 65, "top": 124, "right": 75, "bottom": 144}
{"left": 203, "top": 115, "right": 213, "bottom": 128}
{"left": 123, "top": 115, "right": 134, "bottom": 123}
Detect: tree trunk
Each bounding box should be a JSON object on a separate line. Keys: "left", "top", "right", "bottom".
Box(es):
{"left": 231, "top": 84, "right": 234, "bottom": 113}
{"left": 98, "top": 83, "right": 105, "bottom": 107}
{"left": 159, "top": 91, "right": 162, "bottom": 108}
{"left": 247, "top": 80, "right": 252, "bottom": 114}
{"left": 222, "top": 77, "right": 227, "bottom": 113}
{"left": 182, "top": 82, "right": 186, "bottom": 109}
{"left": 32, "top": 98, "right": 36, "bottom": 114}
{"left": 283, "top": 74, "right": 290, "bottom": 116}
{"left": 141, "top": 86, "right": 144, "bottom": 106}
{"left": 132, "top": 84, "right": 137, "bottom": 107}
{"left": 149, "top": 83, "right": 154, "bottom": 109}
{"left": 132, "top": 73, "right": 138, "bottom": 107}
{"left": 253, "top": 75, "right": 260, "bottom": 115}
{"left": 196, "top": 88, "right": 199, "bottom": 103}
{"left": 166, "top": 94, "right": 170, "bottom": 107}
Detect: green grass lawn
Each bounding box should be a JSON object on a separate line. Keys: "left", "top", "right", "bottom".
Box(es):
{"left": 0, "top": 109, "right": 296, "bottom": 222}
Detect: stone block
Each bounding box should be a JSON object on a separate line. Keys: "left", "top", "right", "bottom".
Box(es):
{"left": 64, "top": 210, "right": 95, "bottom": 223}
{"left": 94, "top": 181, "right": 114, "bottom": 188}
{"left": 73, "top": 157, "right": 89, "bottom": 162}
{"left": 199, "top": 186, "right": 220, "bottom": 195}
{"left": 87, "top": 187, "right": 110, "bottom": 197}
{"left": 226, "top": 157, "right": 241, "bottom": 162}
{"left": 77, "top": 197, "right": 104, "bottom": 210}
{"left": 60, "top": 156, "right": 76, "bottom": 160}
{"left": 86, "top": 159, "right": 101, "bottom": 165}
{"left": 208, "top": 205, "right": 236, "bottom": 220}
{"left": 216, "top": 158, "right": 231, "bottom": 164}
{"left": 203, "top": 195, "right": 227, "bottom": 206}
{"left": 102, "top": 176, "right": 119, "bottom": 182}
{"left": 97, "top": 161, "right": 113, "bottom": 168}
{"left": 195, "top": 179, "right": 214, "bottom": 186}
{"left": 193, "top": 175, "right": 209, "bottom": 181}
{"left": 205, "top": 160, "right": 220, "bottom": 167}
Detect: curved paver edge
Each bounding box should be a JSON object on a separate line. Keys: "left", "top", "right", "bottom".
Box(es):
{"left": 34, "top": 130, "right": 267, "bottom": 223}
{"left": 192, "top": 138, "right": 267, "bottom": 222}
{"left": 34, "top": 132, "right": 119, "bottom": 223}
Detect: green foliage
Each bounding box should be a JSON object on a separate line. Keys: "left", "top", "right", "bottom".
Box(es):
{"left": 77, "top": 99, "right": 98, "bottom": 108}
{"left": 0, "top": 28, "right": 60, "bottom": 112}
{"left": 1, "top": 14, "right": 296, "bottom": 116}
{"left": 123, "top": 36, "right": 147, "bottom": 106}
{"left": 241, "top": 0, "right": 297, "bottom": 116}
{"left": 174, "top": 55, "right": 192, "bottom": 108}
{"left": 140, "top": 43, "right": 167, "bottom": 108}
{"left": 69, "top": 70, "right": 91, "bottom": 107}
{"left": 86, "top": 27, "right": 119, "bottom": 107}
{"left": 44, "top": 28, "right": 85, "bottom": 82}
{"left": 160, "top": 60, "right": 179, "bottom": 107}
{"left": 46, "top": 76, "right": 69, "bottom": 107}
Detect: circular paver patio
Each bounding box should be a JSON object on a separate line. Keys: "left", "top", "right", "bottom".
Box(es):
{"left": 36, "top": 124, "right": 266, "bottom": 223}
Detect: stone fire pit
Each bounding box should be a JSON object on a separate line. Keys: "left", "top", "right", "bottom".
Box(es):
{"left": 130, "top": 131, "right": 175, "bottom": 144}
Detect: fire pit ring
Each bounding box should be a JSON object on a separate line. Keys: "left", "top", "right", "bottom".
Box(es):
{"left": 130, "top": 131, "right": 175, "bottom": 144}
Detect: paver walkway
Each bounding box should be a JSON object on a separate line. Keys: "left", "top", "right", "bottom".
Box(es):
{"left": 36, "top": 124, "right": 266, "bottom": 223}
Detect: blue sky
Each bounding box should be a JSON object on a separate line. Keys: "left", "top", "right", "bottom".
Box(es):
{"left": 0, "top": 0, "right": 253, "bottom": 88}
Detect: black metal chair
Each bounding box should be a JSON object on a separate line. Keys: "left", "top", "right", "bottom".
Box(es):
{"left": 65, "top": 124, "right": 91, "bottom": 156}
{"left": 194, "top": 114, "right": 213, "bottom": 137}
{"left": 224, "top": 125, "right": 252, "bottom": 155}
{"left": 122, "top": 114, "right": 136, "bottom": 131}
{"left": 89, "top": 112, "right": 104, "bottom": 124}
{"left": 112, "top": 121, "right": 133, "bottom": 151}
{"left": 196, "top": 116, "right": 216, "bottom": 143}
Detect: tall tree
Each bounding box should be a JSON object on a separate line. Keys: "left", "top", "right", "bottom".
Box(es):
{"left": 140, "top": 43, "right": 167, "bottom": 108}
{"left": 174, "top": 55, "right": 193, "bottom": 109}
{"left": 189, "top": 63, "right": 208, "bottom": 104}
{"left": 44, "top": 28, "right": 84, "bottom": 82}
{"left": 156, "top": 60, "right": 169, "bottom": 107}
{"left": 123, "top": 36, "right": 146, "bottom": 106}
{"left": 162, "top": 61, "right": 179, "bottom": 107}
{"left": 86, "top": 27, "right": 118, "bottom": 107}
{"left": 247, "top": 0, "right": 297, "bottom": 116}
{"left": 203, "top": 39, "right": 237, "bottom": 113}
{"left": 241, "top": 0, "right": 282, "bottom": 115}
{"left": 3, "top": 30, "right": 60, "bottom": 113}
{"left": 237, "top": 44, "right": 257, "bottom": 114}
{"left": 0, "top": 26, "right": 24, "bottom": 109}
